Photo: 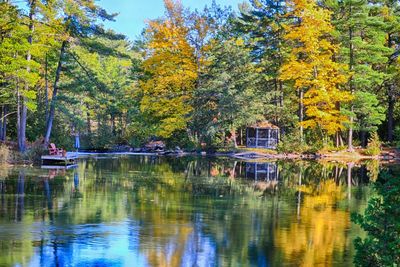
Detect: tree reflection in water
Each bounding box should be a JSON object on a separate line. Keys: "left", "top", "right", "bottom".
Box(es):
{"left": 0, "top": 157, "right": 382, "bottom": 266}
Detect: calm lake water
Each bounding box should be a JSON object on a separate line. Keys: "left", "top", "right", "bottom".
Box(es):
{"left": 0, "top": 156, "right": 387, "bottom": 266}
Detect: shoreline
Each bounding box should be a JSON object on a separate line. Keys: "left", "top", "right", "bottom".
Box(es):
{"left": 2, "top": 149, "right": 399, "bottom": 167}
{"left": 66, "top": 150, "right": 400, "bottom": 163}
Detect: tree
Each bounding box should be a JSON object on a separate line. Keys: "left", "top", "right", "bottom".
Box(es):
{"left": 379, "top": 0, "right": 400, "bottom": 143}
{"left": 140, "top": 0, "right": 197, "bottom": 138}
{"left": 58, "top": 35, "right": 136, "bottom": 148}
{"left": 279, "top": 0, "right": 352, "bottom": 142}
{"left": 352, "top": 91, "right": 385, "bottom": 146}
{"left": 332, "top": 0, "right": 390, "bottom": 150}
{"left": 17, "top": 0, "right": 38, "bottom": 152}
{"left": 43, "top": 0, "right": 116, "bottom": 143}
{"left": 352, "top": 168, "right": 400, "bottom": 266}
{"left": 236, "top": 0, "right": 296, "bottom": 131}
{"left": 192, "top": 37, "right": 265, "bottom": 147}
{"left": 0, "top": 1, "right": 39, "bottom": 147}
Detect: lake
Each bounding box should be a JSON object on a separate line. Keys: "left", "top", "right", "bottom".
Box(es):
{"left": 0, "top": 156, "right": 388, "bottom": 266}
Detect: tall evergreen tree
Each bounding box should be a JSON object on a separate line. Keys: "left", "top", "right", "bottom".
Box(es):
{"left": 43, "top": 0, "right": 116, "bottom": 143}
{"left": 0, "top": 1, "right": 39, "bottom": 147}
{"left": 236, "top": 1, "right": 296, "bottom": 130}
{"left": 332, "top": 0, "right": 391, "bottom": 150}
{"left": 378, "top": 0, "right": 400, "bottom": 142}
{"left": 192, "top": 37, "right": 265, "bottom": 147}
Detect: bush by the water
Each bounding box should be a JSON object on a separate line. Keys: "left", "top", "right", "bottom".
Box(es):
{"left": 24, "top": 140, "right": 47, "bottom": 165}
{"left": 363, "top": 132, "right": 381, "bottom": 156}
{"left": 277, "top": 132, "right": 310, "bottom": 153}
{"left": 0, "top": 143, "right": 10, "bottom": 163}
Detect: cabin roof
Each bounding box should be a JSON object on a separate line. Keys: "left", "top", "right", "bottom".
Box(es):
{"left": 248, "top": 121, "right": 279, "bottom": 129}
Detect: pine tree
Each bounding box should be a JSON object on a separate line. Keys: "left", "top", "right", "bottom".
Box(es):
{"left": 0, "top": 1, "right": 39, "bottom": 148}
{"left": 352, "top": 91, "right": 385, "bottom": 146}
{"left": 43, "top": 0, "right": 116, "bottom": 143}
{"left": 192, "top": 37, "right": 265, "bottom": 147}
{"left": 332, "top": 0, "right": 391, "bottom": 150}
{"left": 236, "top": 1, "right": 297, "bottom": 130}
{"left": 378, "top": 0, "right": 400, "bottom": 143}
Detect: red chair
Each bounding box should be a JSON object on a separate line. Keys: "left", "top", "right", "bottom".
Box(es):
{"left": 48, "top": 143, "right": 64, "bottom": 156}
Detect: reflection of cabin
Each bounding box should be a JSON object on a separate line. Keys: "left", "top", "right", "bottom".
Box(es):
{"left": 246, "top": 121, "right": 279, "bottom": 149}
{"left": 245, "top": 162, "right": 278, "bottom": 181}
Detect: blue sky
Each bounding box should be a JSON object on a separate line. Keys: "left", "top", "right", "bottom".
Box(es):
{"left": 99, "top": 0, "right": 245, "bottom": 40}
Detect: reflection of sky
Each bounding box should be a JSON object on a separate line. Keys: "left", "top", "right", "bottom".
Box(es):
{"left": 182, "top": 230, "right": 217, "bottom": 267}
{"left": 28, "top": 221, "right": 147, "bottom": 267}
{"left": 26, "top": 220, "right": 217, "bottom": 267}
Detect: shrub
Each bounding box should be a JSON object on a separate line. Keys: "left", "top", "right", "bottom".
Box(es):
{"left": 363, "top": 132, "right": 381, "bottom": 156}
{"left": 277, "top": 132, "right": 310, "bottom": 153}
{"left": 394, "top": 125, "right": 400, "bottom": 147}
{"left": 165, "top": 130, "right": 197, "bottom": 151}
{"left": 0, "top": 143, "right": 10, "bottom": 164}
{"left": 25, "top": 139, "right": 47, "bottom": 165}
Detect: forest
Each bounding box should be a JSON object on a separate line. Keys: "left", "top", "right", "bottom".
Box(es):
{"left": 0, "top": 0, "right": 399, "bottom": 155}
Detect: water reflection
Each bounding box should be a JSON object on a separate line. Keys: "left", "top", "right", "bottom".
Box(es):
{"left": 0, "top": 157, "right": 385, "bottom": 266}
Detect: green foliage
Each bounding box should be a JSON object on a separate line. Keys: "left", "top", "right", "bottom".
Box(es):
{"left": 277, "top": 132, "right": 310, "bottom": 153}
{"left": 349, "top": 91, "right": 386, "bottom": 133}
{"left": 192, "top": 37, "right": 265, "bottom": 144}
{"left": 395, "top": 125, "right": 400, "bottom": 147}
{"left": 364, "top": 132, "right": 381, "bottom": 156}
{"left": 352, "top": 168, "right": 400, "bottom": 266}
{"left": 24, "top": 140, "right": 46, "bottom": 165}
{"left": 164, "top": 130, "right": 197, "bottom": 151}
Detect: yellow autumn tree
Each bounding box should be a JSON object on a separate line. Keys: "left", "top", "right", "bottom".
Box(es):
{"left": 279, "top": 0, "right": 352, "bottom": 138}
{"left": 140, "top": 0, "right": 197, "bottom": 138}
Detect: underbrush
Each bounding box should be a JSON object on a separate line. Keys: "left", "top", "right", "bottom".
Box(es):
{"left": 277, "top": 132, "right": 312, "bottom": 154}
{"left": 24, "top": 140, "right": 47, "bottom": 165}
{"left": 0, "top": 143, "right": 10, "bottom": 163}
{"left": 363, "top": 132, "right": 381, "bottom": 156}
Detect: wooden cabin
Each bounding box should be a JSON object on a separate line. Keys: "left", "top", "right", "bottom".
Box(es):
{"left": 246, "top": 121, "right": 279, "bottom": 149}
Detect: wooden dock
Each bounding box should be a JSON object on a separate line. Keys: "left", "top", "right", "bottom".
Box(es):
{"left": 41, "top": 153, "right": 78, "bottom": 166}
{"left": 41, "top": 164, "right": 78, "bottom": 170}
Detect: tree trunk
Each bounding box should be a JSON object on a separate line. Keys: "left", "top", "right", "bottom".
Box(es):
{"left": 0, "top": 107, "right": 3, "bottom": 141}
{"left": 18, "top": 0, "right": 36, "bottom": 152}
{"left": 387, "top": 84, "right": 394, "bottom": 143}
{"left": 336, "top": 131, "right": 340, "bottom": 148}
{"left": 0, "top": 106, "right": 7, "bottom": 141}
{"left": 348, "top": 14, "right": 355, "bottom": 152}
{"left": 339, "top": 131, "right": 344, "bottom": 147}
{"left": 44, "top": 40, "right": 67, "bottom": 143}
{"left": 231, "top": 128, "right": 237, "bottom": 148}
{"left": 299, "top": 89, "right": 304, "bottom": 142}
{"left": 45, "top": 53, "right": 49, "bottom": 121}
{"left": 111, "top": 115, "right": 116, "bottom": 135}
{"left": 239, "top": 127, "right": 243, "bottom": 146}
{"left": 279, "top": 80, "right": 284, "bottom": 108}
{"left": 360, "top": 131, "right": 367, "bottom": 147}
